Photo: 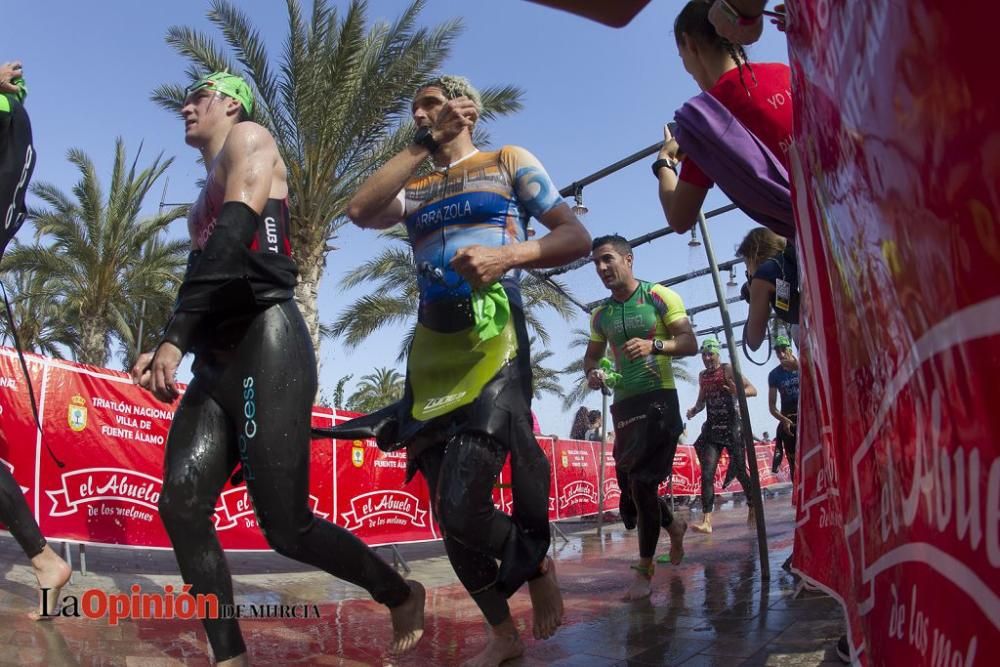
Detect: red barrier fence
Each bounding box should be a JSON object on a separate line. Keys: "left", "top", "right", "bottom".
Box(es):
{"left": 789, "top": 2, "right": 1000, "bottom": 665}
{"left": 1, "top": 348, "right": 788, "bottom": 551}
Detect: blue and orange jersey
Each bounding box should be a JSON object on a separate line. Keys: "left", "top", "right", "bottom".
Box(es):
{"left": 399, "top": 146, "right": 562, "bottom": 311}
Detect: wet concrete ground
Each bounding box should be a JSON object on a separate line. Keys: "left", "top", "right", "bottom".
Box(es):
{"left": 0, "top": 493, "right": 848, "bottom": 666}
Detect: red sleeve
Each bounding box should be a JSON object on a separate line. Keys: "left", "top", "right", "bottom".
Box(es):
{"left": 678, "top": 156, "right": 714, "bottom": 189}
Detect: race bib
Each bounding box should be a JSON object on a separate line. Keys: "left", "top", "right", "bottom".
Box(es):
{"left": 775, "top": 278, "right": 791, "bottom": 312}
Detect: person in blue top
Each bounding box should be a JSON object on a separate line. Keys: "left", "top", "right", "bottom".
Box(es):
{"left": 768, "top": 335, "right": 799, "bottom": 479}
{"left": 346, "top": 75, "right": 590, "bottom": 666}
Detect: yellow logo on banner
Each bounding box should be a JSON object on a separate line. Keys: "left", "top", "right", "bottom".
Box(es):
{"left": 561, "top": 453, "right": 569, "bottom": 468}
{"left": 68, "top": 395, "right": 88, "bottom": 432}
{"left": 351, "top": 440, "right": 364, "bottom": 468}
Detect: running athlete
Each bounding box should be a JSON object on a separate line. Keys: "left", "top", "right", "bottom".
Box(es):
{"left": 0, "top": 59, "right": 72, "bottom": 621}
{"left": 768, "top": 335, "right": 799, "bottom": 480}
{"left": 583, "top": 234, "right": 697, "bottom": 600}
{"left": 344, "top": 75, "right": 590, "bottom": 667}
{"left": 686, "top": 338, "right": 757, "bottom": 534}
{"left": 131, "top": 72, "right": 424, "bottom": 666}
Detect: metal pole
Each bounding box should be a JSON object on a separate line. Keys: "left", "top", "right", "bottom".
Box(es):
{"left": 136, "top": 299, "right": 147, "bottom": 356}
{"left": 596, "top": 388, "right": 609, "bottom": 539}
{"left": 695, "top": 209, "right": 771, "bottom": 580}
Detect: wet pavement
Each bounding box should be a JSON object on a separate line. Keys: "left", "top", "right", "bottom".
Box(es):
{"left": 0, "top": 492, "right": 848, "bottom": 666}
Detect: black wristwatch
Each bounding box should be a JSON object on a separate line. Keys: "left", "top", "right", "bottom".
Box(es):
{"left": 652, "top": 339, "right": 665, "bottom": 354}
{"left": 652, "top": 158, "right": 677, "bottom": 178}
{"left": 413, "top": 126, "right": 440, "bottom": 154}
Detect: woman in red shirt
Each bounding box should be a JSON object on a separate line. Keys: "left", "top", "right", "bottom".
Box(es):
{"left": 656, "top": 1, "right": 793, "bottom": 235}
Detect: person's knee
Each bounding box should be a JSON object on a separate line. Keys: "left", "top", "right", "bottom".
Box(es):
{"left": 259, "top": 515, "right": 310, "bottom": 558}
{"left": 158, "top": 478, "right": 211, "bottom": 531}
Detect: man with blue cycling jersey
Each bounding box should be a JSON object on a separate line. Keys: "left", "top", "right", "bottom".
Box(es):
{"left": 346, "top": 75, "right": 590, "bottom": 667}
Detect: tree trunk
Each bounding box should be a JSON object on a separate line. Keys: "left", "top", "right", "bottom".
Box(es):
{"left": 78, "top": 317, "right": 108, "bottom": 368}
{"left": 293, "top": 233, "right": 328, "bottom": 360}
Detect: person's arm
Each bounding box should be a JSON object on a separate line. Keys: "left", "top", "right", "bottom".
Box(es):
{"left": 724, "top": 363, "right": 757, "bottom": 397}
{"left": 709, "top": 0, "right": 767, "bottom": 45}
{"left": 146, "top": 123, "right": 278, "bottom": 402}
{"left": 656, "top": 126, "right": 709, "bottom": 234}
{"left": 347, "top": 97, "right": 479, "bottom": 229}
{"left": 583, "top": 340, "right": 607, "bottom": 390}
{"left": 745, "top": 279, "right": 774, "bottom": 350}
{"left": 450, "top": 147, "right": 590, "bottom": 286}
{"left": 687, "top": 379, "right": 706, "bottom": 419}
{"left": 768, "top": 384, "right": 793, "bottom": 431}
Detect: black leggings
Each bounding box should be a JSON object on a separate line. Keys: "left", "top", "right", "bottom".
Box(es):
{"left": 158, "top": 301, "right": 410, "bottom": 661}
{"left": 695, "top": 434, "right": 751, "bottom": 514}
{"left": 416, "top": 427, "right": 550, "bottom": 627}
{"left": 0, "top": 463, "right": 46, "bottom": 558}
{"left": 775, "top": 413, "right": 798, "bottom": 480}
{"left": 617, "top": 474, "right": 675, "bottom": 559}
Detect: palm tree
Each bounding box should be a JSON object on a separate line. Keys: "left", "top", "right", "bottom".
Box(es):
{"left": 153, "top": 0, "right": 524, "bottom": 354}
{"left": 3, "top": 140, "right": 188, "bottom": 368}
{"left": 346, "top": 367, "right": 404, "bottom": 413}
{"left": 559, "top": 328, "right": 696, "bottom": 410}
{"left": 328, "top": 226, "right": 577, "bottom": 361}
{"left": 530, "top": 337, "right": 565, "bottom": 401}
{"left": 0, "top": 259, "right": 77, "bottom": 358}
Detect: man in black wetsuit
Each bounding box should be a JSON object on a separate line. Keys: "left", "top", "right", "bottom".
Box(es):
{"left": 345, "top": 75, "right": 590, "bottom": 667}
{"left": 131, "top": 72, "right": 424, "bottom": 666}
{"left": 0, "top": 59, "right": 73, "bottom": 620}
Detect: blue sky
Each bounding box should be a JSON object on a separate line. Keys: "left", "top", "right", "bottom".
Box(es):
{"left": 9, "top": 0, "right": 793, "bottom": 440}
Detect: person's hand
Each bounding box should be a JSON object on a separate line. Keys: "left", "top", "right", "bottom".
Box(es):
{"left": 431, "top": 96, "right": 479, "bottom": 144}
{"left": 622, "top": 337, "right": 653, "bottom": 360}
{"left": 0, "top": 61, "right": 23, "bottom": 94}
{"left": 781, "top": 416, "right": 795, "bottom": 434}
{"left": 450, "top": 245, "right": 510, "bottom": 288}
{"left": 657, "top": 124, "right": 681, "bottom": 164}
{"left": 724, "top": 377, "right": 738, "bottom": 395}
{"left": 770, "top": 4, "right": 787, "bottom": 32}
{"left": 708, "top": 0, "right": 765, "bottom": 45}
{"left": 686, "top": 407, "right": 697, "bottom": 420}
{"left": 587, "top": 368, "right": 606, "bottom": 390}
{"left": 149, "top": 343, "right": 183, "bottom": 403}
{"left": 130, "top": 351, "right": 155, "bottom": 388}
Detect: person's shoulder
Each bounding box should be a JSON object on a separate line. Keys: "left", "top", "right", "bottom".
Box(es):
{"left": 649, "top": 282, "right": 683, "bottom": 304}
{"left": 768, "top": 366, "right": 782, "bottom": 380}
{"left": 224, "top": 121, "right": 278, "bottom": 153}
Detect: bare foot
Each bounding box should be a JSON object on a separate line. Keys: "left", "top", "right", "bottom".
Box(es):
{"left": 389, "top": 580, "right": 426, "bottom": 653}
{"left": 666, "top": 518, "right": 687, "bottom": 565}
{"left": 461, "top": 617, "right": 524, "bottom": 667}
{"left": 623, "top": 566, "right": 652, "bottom": 601}
{"left": 29, "top": 546, "right": 71, "bottom": 621}
{"left": 691, "top": 513, "right": 713, "bottom": 534}
{"left": 528, "top": 556, "right": 563, "bottom": 640}
{"left": 217, "top": 655, "right": 250, "bottom": 666}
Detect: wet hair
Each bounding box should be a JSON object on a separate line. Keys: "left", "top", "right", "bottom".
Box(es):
{"left": 588, "top": 410, "right": 601, "bottom": 423}
{"left": 736, "top": 227, "right": 787, "bottom": 269}
{"left": 415, "top": 75, "right": 483, "bottom": 115}
{"left": 591, "top": 234, "right": 633, "bottom": 257}
{"left": 570, "top": 407, "right": 590, "bottom": 440}
{"left": 674, "top": 1, "right": 757, "bottom": 94}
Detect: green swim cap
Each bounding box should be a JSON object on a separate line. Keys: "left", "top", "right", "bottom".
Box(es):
{"left": 186, "top": 72, "right": 253, "bottom": 116}
{"left": 774, "top": 335, "right": 792, "bottom": 350}
{"left": 701, "top": 338, "right": 721, "bottom": 354}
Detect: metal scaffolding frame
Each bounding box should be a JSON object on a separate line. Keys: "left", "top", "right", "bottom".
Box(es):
{"left": 556, "top": 142, "right": 771, "bottom": 579}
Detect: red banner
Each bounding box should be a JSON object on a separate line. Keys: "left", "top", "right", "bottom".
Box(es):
{"left": 1, "top": 349, "right": 791, "bottom": 552}
{"left": 788, "top": 2, "right": 1000, "bottom": 664}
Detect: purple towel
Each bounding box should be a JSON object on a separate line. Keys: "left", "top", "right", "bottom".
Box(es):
{"left": 674, "top": 91, "right": 795, "bottom": 238}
